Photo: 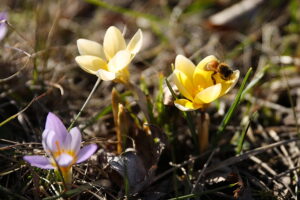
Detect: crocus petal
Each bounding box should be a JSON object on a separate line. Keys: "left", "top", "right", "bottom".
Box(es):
{"left": 76, "top": 144, "right": 97, "bottom": 163}
{"left": 77, "top": 39, "right": 106, "bottom": 59}
{"left": 45, "top": 112, "right": 68, "bottom": 140}
{"left": 56, "top": 153, "right": 74, "bottom": 167}
{"left": 193, "top": 67, "right": 214, "bottom": 89}
{"left": 75, "top": 55, "right": 107, "bottom": 75}
{"left": 175, "top": 55, "right": 195, "bottom": 81}
{"left": 42, "top": 129, "right": 51, "bottom": 153}
{"left": 194, "top": 83, "right": 222, "bottom": 104}
{"left": 62, "top": 132, "right": 72, "bottom": 151}
{"left": 103, "top": 26, "right": 126, "bottom": 60}
{"left": 173, "top": 69, "right": 194, "bottom": 100}
{"left": 220, "top": 70, "right": 240, "bottom": 96}
{"left": 23, "top": 155, "right": 54, "bottom": 169}
{"left": 96, "top": 69, "right": 116, "bottom": 81}
{"left": 0, "top": 12, "right": 7, "bottom": 21}
{"left": 0, "top": 12, "right": 7, "bottom": 41}
{"left": 196, "top": 55, "right": 219, "bottom": 70}
{"left": 45, "top": 130, "right": 62, "bottom": 153}
{"left": 174, "top": 99, "right": 201, "bottom": 111}
{"left": 107, "top": 50, "right": 131, "bottom": 72}
{"left": 116, "top": 68, "right": 130, "bottom": 83}
{"left": 127, "top": 29, "right": 143, "bottom": 55}
{"left": 69, "top": 127, "right": 82, "bottom": 155}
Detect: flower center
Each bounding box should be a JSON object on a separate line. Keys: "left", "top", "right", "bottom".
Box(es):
{"left": 50, "top": 140, "right": 77, "bottom": 168}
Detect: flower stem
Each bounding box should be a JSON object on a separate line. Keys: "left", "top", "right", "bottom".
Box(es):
{"left": 68, "top": 77, "right": 101, "bottom": 131}
{"left": 197, "top": 111, "right": 210, "bottom": 153}
{"left": 182, "top": 111, "right": 198, "bottom": 149}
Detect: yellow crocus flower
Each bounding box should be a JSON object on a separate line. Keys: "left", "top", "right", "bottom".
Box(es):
{"left": 171, "top": 55, "right": 240, "bottom": 111}
{"left": 75, "top": 26, "right": 143, "bottom": 83}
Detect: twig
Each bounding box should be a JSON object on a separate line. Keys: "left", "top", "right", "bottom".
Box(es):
{"left": 151, "top": 151, "right": 211, "bottom": 185}
{"left": 0, "top": 76, "right": 65, "bottom": 127}
{"left": 269, "top": 129, "right": 299, "bottom": 200}
{"left": 250, "top": 155, "right": 296, "bottom": 198}
{"left": 272, "top": 166, "right": 300, "bottom": 180}
{"left": 0, "top": 57, "right": 31, "bottom": 83}
{"left": 191, "top": 148, "right": 217, "bottom": 193}
{"left": 4, "top": 20, "right": 33, "bottom": 48}
{"left": 0, "top": 184, "right": 29, "bottom": 200}
{"left": 0, "top": 142, "right": 40, "bottom": 151}
{"left": 206, "top": 138, "right": 300, "bottom": 174}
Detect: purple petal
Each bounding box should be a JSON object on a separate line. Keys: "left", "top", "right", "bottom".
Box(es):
{"left": 62, "top": 132, "right": 72, "bottom": 150}
{"left": 42, "top": 129, "right": 51, "bottom": 152}
{"left": 23, "top": 155, "right": 54, "bottom": 169}
{"left": 45, "top": 130, "right": 63, "bottom": 153}
{"left": 76, "top": 144, "right": 97, "bottom": 163}
{"left": 0, "top": 12, "right": 7, "bottom": 20}
{"left": 45, "top": 112, "right": 68, "bottom": 143}
{"left": 0, "top": 12, "right": 7, "bottom": 41}
{"left": 68, "top": 127, "right": 82, "bottom": 154}
{"left": 55, "top": 153, "right": 74, "bottom": 167}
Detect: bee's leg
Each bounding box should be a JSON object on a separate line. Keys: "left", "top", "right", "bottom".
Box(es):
{"left": 211, "top": 72, "right": 217, "bottom": 85}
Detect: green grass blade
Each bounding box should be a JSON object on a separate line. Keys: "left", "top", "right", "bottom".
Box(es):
{"left": 165, "top": 78, "right": 178, "bottom": 100}
{"left": 214, "top": 68, "right": 253, "bottom": 145}
{"left": 241, "top": 65, "right": 270, "bottom": 100}
{"left": 236, "top": 113, "right": 257, "bottom": 154}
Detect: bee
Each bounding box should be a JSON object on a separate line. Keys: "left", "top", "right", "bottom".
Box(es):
{"left": 204, "top": 60, "right": 234, "bottom": 84}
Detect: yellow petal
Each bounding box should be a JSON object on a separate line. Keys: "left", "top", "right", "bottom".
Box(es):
{"left": 196, "top": 55, "right": 219, "bottom": 70}
{"left": 108, "top": 50, "right": 131, "bottom": 72}
{"left": 77, "top": 39, "right": 105, "bottom": 59}
{"left": 174, "top": 99, "right": 202, "bottom": 111}
{"left": 75, "top": 56, "right": 107, "bottom": 75}
{"left": 96, "top": 69, "right": 116, "bottom": 81}
{"left": 193, "top": 56, "right": 219, "bottom": 88}
{"left": 194, "top": 83, "right": 222, "bottom": 104}
{"left": 219, "top": 70, "right": 240, "bottom": 96}
{"left": 103, "top": 26, "right": 126, "bottom": 60}
{"left": 116, "top": 68, "right": 130, "bottom": 83}
{"left": 193, "top": 67, "right": 214, "bottom": 90}
{"left": 173, "top": 69, "right": 195, "bottom": 100}
{"left": 175, "top": 55, "right": 195, "bottom": 81}
{"left": 127, "top": 29, "right": 143, "bottom": 55}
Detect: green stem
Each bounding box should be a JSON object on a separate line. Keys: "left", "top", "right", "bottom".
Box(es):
{"left": 165, "top": 78, "right": 177, "bottom": 99}
{"left": 165, "top": 78, "right": 198, "bottom": 148}
{"left": 213, "top": 68, "right": 252, "bottom": 147}
{"left": 68, "top": 77, "right": 101, "bottom": 131}
{"left": 236, "top": 116, "right": 252, "bottom": 154}
{"left": 183, "top": 111, "right": 198, "bottom": 149}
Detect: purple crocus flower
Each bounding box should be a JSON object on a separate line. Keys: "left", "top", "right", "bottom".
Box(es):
{"left": 24, "top": 112, "right": 97, "bottom": 184}
{"left": 0, "top": 12, "right": 8, "bottom": 41}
